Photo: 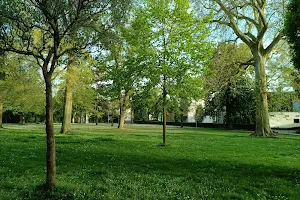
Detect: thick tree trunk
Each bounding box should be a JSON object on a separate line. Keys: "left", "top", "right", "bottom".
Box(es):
{"left": 118, "top": 106, "right": 126, "bottom": 129}
{"left": 225, "top": 84, "right": 233, "bottom": 130}
{"left": 251, "top": 50, "right": 274, "bottom": 137}
{"left": 44, "top": 75, "right": 56, "bottom": 188}
{"left": 60, "top": 65, "right": 74, "bottom": 134}
{"left": 85, "top": 114, "right": 89, "bottom": 124}
{"left": 0, "top": 95, "right": 3, "bottom": 128}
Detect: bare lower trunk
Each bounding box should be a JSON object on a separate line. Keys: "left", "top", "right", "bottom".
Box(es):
{"left": 162, "top": 78, "right": 167, "bottom": 146}
{"left": 85, "top": 114, "right": 89, "bottom": 124}
{"left": 118, "top": 108, "right": 126, "bottom": 129}
{"left": 118, "top": 99, "right": 126, "bottom": 129}
{"left": 20, "top": 113, "right": 25, "bottom": 125}
{"left": 72, "top": 113, "right": 76, "bottom": 123}
{"left": 251, "top": 50, "right": 273, "bottom": 137}
{"left": 45, "top": 75, "right": 56, "bottom": 188}
{"left": 0, "top": 95, "right": 3, "bottom": 128}
{"left": 180, "top": 114, "right": 183, "bottom": 128}
{"left": 60, "top": 65, "right": 74, "bottom": 134}
{"left": 80, "top": 112, "right": 84, "bottom": 123}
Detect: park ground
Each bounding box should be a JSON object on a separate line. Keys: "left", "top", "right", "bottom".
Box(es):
{"left": 0, "top": 123, "right": 299, "bottom": 199}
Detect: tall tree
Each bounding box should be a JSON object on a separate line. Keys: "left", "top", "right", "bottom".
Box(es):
{"left": 60, "top": 53, "right": 96, "bottom": 133}
{"left": 142, "top": 0, "right": 213, "bottom": 145}
{"left": 60, "top": 56, "right": 76, "bottom": 134}
{"left": 205, "top": 42, "right": 253, "bottom": 129}
{"left": 96, "top": 7, "right": 153, "bottom": 129}
{"left": 0, "top": 55, "right": 7, "bottom": 128}
{"left": 205, "top": 0, "right": 287, "bottom": 136}
{"left": 285, "top": 0, "right": 300, "bottom": 69}
{"left": 0, "top": 0, "right": 130, "bottom": 188}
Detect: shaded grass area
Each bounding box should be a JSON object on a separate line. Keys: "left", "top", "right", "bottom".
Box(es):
{"left": 0, "top": 123, "right": 300, "bottom": 199}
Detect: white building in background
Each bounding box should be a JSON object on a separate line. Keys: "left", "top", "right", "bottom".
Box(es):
{"left": 269, "top": 112, "right": 300, "bottom": 129}
{"left": 186, "top": 100, "right": 300, "bottom": 129}
{"left": 186, "top": 100, "right": 214, "bottom": 123}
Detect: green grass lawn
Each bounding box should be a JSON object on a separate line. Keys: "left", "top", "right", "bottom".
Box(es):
{"left": 0, "top": 123, "right": 299, "bottom": 200}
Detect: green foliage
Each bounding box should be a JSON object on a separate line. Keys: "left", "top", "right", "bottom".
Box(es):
{"left": 268, "top": 92, "right": 299, "bottom": 112}
{"left": 95, "top": 6, "right": 153, "bottom": 118}
{"left": 54, "top": 55, "right": 98, "bottom": 122}
{"left": 132, "top": 0, "right": 213, "bottom": 125}
{"left": 195, "top": 104, "right": 205, "bottom": 123}
{"left": 285, "top": 0, "right": 300, "bottom": 69}
{"left": 131, "top": 88, "right": 162, "bottom": 121}
{"left": 0, "top": 124, "right": 300, "bottom": 199}
{"left": 1, "top": 54, "right": 44, "bottom": 116}
{"left": 204, "top": 42, "right": 255, "bottom": 124}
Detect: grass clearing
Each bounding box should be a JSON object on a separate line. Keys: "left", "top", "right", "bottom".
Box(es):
{"left": 0, "top": 123, "right": 299, "bottom": 199}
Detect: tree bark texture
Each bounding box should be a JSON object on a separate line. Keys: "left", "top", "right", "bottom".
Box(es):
{"left": 118, "top": 106, "right": 126, "bottom": 129}
{"left": 44, "top": 75, "right": 56, "bottom": 188}
{"left": 60, "top": 65, "right": 74, "bottom": 134}
{"left": 0, "top": 95, "right": 3, "bottom": 128}
{"left": 252, "top": 50, "right": 273, "bottom": 137}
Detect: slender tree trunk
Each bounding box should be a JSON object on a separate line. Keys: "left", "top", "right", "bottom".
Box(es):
{"left": 80, "top": 112, "right": 84, "bottom": 123}
{"left": 96, "top": 116, "right": 98, "bottom": 125}
{"left": 118, "top": 95, "right": 126, "bottom": 129}
{"left": 60, "top": 65, "right": 74, "bottom": 134}
{"left": 35, "top": 114, "right": 38, "bottom": 124}
{"left": 111, "top": 112, "right": 114, "bottom": 126}
{"left": 225, "top": 84, "right": 233, "bottom": 130}
{"left": 44, "top": 74, "right": 56, "bottom": 188}
{"left": 72, "top": 113, "right": 76, "bottom": 123}
{"left": 251, "top": 50, "right": 273, "bottom": 137}
{"left": 0, "top": 95, "right": 3, "bottom": 128}
{"left": 20, "top": 113, "right": 25, "bottom": 125}
{"left": 162, "top": 77, "right": 167, "bottom": 146}
{"left": 180, "top": 114, "right": 184, "bottom": 128}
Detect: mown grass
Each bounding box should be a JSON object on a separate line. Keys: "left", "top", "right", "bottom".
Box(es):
{"left": 0, "top": 123, "right": 299, "bottom": 199}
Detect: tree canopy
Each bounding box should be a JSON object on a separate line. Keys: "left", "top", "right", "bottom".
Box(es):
{"left": 285, "top": 0, "right": 300, "bottom": 69}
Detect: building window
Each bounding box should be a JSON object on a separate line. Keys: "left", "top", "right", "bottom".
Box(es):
{"left": 294, "top": 119, "right": 300, "bottom": 123}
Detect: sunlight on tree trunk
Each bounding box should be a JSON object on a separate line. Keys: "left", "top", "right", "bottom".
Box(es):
{"left": 20, "top": 112, "right": 25, "bottom": 125}
{"left": 210, "top": 0, "right": 285, "bottom": 136}
{"left": 60, "top": 64, "right": 74, "bottom": 134}
{"left": 252, "top": 51, "right": 273, "bottom": 136}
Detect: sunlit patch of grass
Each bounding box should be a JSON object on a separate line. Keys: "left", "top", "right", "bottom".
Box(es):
{"left": 0, "top": 123, "right": 299, "bottom": 199}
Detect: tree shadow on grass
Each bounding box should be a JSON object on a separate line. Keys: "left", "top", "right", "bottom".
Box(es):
{"left": 23, "top": 184, "right": 75, "bottom": 200}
